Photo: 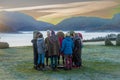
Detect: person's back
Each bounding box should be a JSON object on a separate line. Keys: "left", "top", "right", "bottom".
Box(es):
{"left": 49, "top": 31, "right": 60, "bottom": 56}
{"left": 73, "top": 33, "right": 83, "bottom": 67}
{"left": 49, "top": 30, "right": 60, "bottom": 70}
{"left": 57, "top": 31, "right": 64, "bottom": 47}
{"left": 74, "top": 37, "right": 82, "bottom": 50}
{"left": 61, "top": 32, "right": 74, "bottom": 70}
{"left": 45, "top": 30, "right": 51, "bottom": 66}
{"left": 37, "top": 37, "right": 45, "bottom": 54}
{"left": 37, "top": 33, "right": 46, "bottom": 70}
{"left": 61, "top": 37, "right": 74, "bottom": 55}
{"left": 57, "top": 31, "right": 65, "bottom": 65}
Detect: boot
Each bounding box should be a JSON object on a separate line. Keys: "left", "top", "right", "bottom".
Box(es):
{"left": 36, "top": 64, "right": 42, "bottom": 71}
{"left": 41, "top": 64, "right": 46, "bottom": 71}
{"left": 33, "top": 65, "right": 37, "bottom": 70}
{"left": 42, "top": 64, "right": 45, "bottom": 68}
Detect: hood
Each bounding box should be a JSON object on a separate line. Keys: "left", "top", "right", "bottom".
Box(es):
{"left": 37, "top": 38, "right": 44, "bottom": 41}
{"left": 49, "top": 35, "right": 57, "bottom": 43}
{"left": 65, "top": 37, "right": 72, "bottom": 41}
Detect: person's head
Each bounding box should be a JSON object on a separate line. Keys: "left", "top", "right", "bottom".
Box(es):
{"left": 65, "top": 32, "right": 70, "bottom": 37}
{"left": 47, "top": 30, "right": 51, "bottom": 37}
{"left": 70, "top": 30, "right": 75, "bottom": 37}
{"left": 58, "top": 30, "right": 62, "bottom": 32}
{"left": 36, "top": 32, "right": 40, "bottom": 38}
{"left": 78, "top": 33, "right": 83, "bottom": 39}
{"left": 51, "top": 30, "right": 55, "bottom": 36}
{"left": 38, "top": 32, "right": 43, "bottom": 38}
{"left": 33, "top": 30, "right": 39, "bottom": 39}
{"left": 74, "top": 33, "right": 79, "bottom": 37}
{"left": 57, "top": 30, "right": 64, "bottom": 38}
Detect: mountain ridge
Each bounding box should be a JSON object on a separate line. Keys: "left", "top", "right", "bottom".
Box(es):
{"left": 0, "top": 11, "right": 54, "bottom": 32}
{"left": 0, "top": 11, "right": 120, "bottom": 32}
{"left": 54, "top": 13, "right": 120, "bottom": 32}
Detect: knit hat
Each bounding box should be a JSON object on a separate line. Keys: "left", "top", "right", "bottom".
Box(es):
{"left": 51, "top": 30, "right": 55, "bottom": 36}
{"left": 47, "top": 30, "right": 50, "bottom": 34}
{"left": 33, "top": 30, "right": 39, "bottom": 39}
{"left": 47, "top": 30, "right": 51, "bottom": 36}
{"left": 66, "top": 32, "right": 70, "bottom": 37}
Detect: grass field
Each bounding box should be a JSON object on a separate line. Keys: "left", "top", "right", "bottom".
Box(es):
{"left": 0, "top": 45, "right": 120, "bottom": 80}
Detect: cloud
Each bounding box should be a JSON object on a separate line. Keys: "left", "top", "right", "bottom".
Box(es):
{"left": 0, "top": 7, "right": 2, "bottom": 8}
{"left": 0, "top": 2, "right": 83, "bottom": 11}
{"left": 0, "top": 0, "right": 118, "bottom": 21}
{"left": 0, "top": 1, "right": 117, "bottom": 12}
{"left": 37, "top": 1, "right": 118, "bottom": 18}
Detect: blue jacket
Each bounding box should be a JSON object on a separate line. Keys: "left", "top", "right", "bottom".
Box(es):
{"left": 37, "top": 38, "right": 46, "bottom": 54}
{"left": 61, "top": 37, "right": 74, "bottom": 55}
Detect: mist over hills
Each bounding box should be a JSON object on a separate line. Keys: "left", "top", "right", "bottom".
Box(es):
{"left": 0, "top": 11, "right": 54, "bottom": 32}
{"left": 0, "top": 11, "right": 120, "bottom": 33}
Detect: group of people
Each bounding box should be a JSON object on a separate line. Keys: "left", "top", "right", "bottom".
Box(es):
{"left": 31, "top": 30, "right": 83, "bottom": 71}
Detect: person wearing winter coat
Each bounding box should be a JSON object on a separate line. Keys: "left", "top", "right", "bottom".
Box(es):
{"left": 45, "top": 30, "right": 51, "bottom": 66}
{"left": 70, "top": 30, "right": 75, "bottom": 40}
{"left": 73, "top": 33, "right": 83, "bottom": 68}
{"left": 48, "top": 30, "right": 60, "bottom": 70}
{"left": 37, "top": 32, "right": 46, "bottom": 70}
{"left": 31, "top": 31, "right": 39, "bottom": 70}
{"left": 78, "top": 33, "right": 83, "bottom": 40}
{"left": 57, "top": 31, "right": 65, "bottom": 65}
{"left": 61, "top": 32, "right": 74, "bottom": 70}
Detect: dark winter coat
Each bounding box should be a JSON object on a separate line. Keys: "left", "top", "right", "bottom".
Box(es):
{"left": 45, "top": 36, "right": 60, "bottom": 56}
{"left": 45, "top": 37, "right": 51, "bottom": 57}
{"left": 73, "top": 36, "right": 82, "bottom": 66}
{"left": 31, "top": 39, "right": 38, "bottom": 65}
{"left": 57, "top": 31, "right": 64, "bottom": 47}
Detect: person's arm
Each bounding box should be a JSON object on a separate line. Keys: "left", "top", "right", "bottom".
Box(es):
{"left": 45, "top": 38, "right": 48, "bottom": 51}
{"left": 31, "top": 39, "right": 34, "bottom": 43}
{"left": 72, "top": 40, "right": 75, "bottom": 51}
{"left": 42, "top": 40, "right": 46, "bottom": 51}
{"left": 57, "top": 37, "right": 60, "bottom": 50}
{"left": 61, "top": 40, "right": 65, "bottom": 53}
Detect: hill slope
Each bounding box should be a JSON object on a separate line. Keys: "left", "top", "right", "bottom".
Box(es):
{"left": 0, "top": 11, "right": 54, "bottom": 32}
{"left": 55, "top": 13, "right": 120, "bottom": 32}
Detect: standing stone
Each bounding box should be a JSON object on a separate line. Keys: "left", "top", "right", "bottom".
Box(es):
{"left": 105, "top": 36, "right": 114, "bottom": 46}
{"left": 116, "top": 34, "right": 120, "bottom": 46}
{"left": 0, "top": 42, "right": 9, "bottom": 49}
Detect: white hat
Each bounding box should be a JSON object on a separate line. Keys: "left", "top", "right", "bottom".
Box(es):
{"left": 66, "top": 32, "right": 70, "bottom": 36}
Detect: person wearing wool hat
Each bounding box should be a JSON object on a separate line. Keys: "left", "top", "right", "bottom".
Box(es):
{"left": 45, "top": 30, "right": 51, "bottom": 66}
{"left": 66, "top": 32, "right": 70, "bottom": 36}
{"left": 61, "top": 32, "right": 74, "bottom": 70}
{"left": 69, "top": 30, "right": 75, "bottom": 40}
{"left": 37, "top": 32, "right": 46, "bottom": 70}
{"left": 47, "top": 30, "right": 60, "bottom": 70}
{"left": 57, "top": 30, "right": 65, "bottom": 65}
{"left": 73, "top": 33, "right": 83, "bottom": 68}
{"left": 31, "top": 31, "right": 40, "bottom": 70}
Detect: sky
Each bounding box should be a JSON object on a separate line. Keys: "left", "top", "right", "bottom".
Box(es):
{"left": 0, "top": 0, "right": 98, "bottom": 7}
{"left": 0, "top": 0, "right": 119, "bottom": 24}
